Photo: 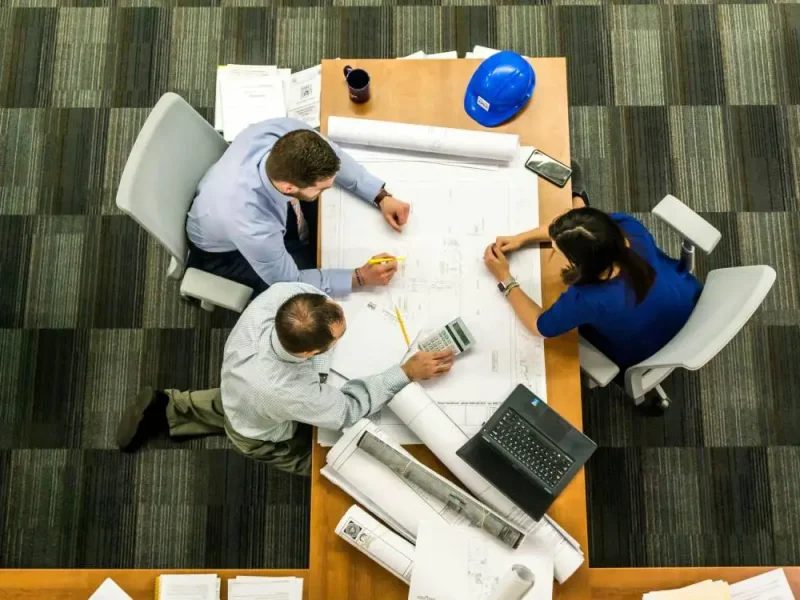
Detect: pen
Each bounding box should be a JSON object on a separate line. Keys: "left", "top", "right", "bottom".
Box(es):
{"left": 367, "top": 257, "right": 405, "bottom": 265}
{"left": 394, "top": 306, "right": 411, "bottom": 347}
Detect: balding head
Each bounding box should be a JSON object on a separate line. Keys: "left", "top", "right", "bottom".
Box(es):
{"left": 275, "top": 293, "right": 346, "bottom": 356}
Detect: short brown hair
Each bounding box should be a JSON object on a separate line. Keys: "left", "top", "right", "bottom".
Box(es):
{"left": 275, "top": 293, "right": 345, "bottom": 354}
{"left": 265, "top": 130, "right": 341, "bottom": 188}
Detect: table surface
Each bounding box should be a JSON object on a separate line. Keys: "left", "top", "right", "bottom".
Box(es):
{"left": 1, "top": 59, "right": 798, "bottom": 600}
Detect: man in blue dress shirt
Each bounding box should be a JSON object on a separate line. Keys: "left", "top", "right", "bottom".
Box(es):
{"left": 186, "top": 118, "right": 411, "bottom": 297}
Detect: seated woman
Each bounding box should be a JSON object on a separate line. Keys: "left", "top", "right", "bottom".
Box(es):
{"left": 484, "top": 171, "right": 702, "bottom": 407}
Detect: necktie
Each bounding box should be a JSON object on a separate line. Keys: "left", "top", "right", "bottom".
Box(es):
{"left": 289, "top": 198, "right": 310, "bottom": 242}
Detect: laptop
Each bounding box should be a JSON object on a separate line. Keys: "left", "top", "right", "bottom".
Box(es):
{"left": 456, "top": 384, "right": 597, "bottom": 520}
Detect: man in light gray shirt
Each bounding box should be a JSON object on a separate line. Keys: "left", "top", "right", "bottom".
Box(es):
{"left": 187, "top": 118, "right": 412, "bottom": 296}
{"left": 116, "top": 282, "right": 454, "bottom": 475}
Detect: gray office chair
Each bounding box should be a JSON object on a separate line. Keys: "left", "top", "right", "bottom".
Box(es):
{"left": 579, "top": 195, "right": 777, "bottom": 408}
{"left": 116, "top": 92, "right": 253, "bottom": 313}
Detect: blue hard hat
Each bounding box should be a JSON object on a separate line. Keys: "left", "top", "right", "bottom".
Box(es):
{"left": 464, "top": 51, "right": 535, "bottom": 127}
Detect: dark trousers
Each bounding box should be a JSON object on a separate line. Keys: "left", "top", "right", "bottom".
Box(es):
{"left": 187, "top": 199, "right": 319, "bottom": 296}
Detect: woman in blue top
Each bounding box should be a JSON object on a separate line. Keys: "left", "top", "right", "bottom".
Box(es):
{"left": 484, "top": 177, "right": 702, "bottom": 403}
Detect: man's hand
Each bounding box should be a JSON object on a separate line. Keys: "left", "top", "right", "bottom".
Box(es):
{"left": 402, "top": 350, "right": 455, "bottom": 382}
{"left": 495, "top": 235, "right": 524, "bottom": 253}
{"left": 356, "top": 253, "right": 399, "bottom": 287}
{"left": 483, "top": 243, "right": 511, "bottom": 282}
{"left": 380, "top": 196, "right": 411, "bottom": 233}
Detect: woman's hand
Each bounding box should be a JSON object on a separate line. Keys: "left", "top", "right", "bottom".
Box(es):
{"left": 495, "top": 234, "right": 524, "bottom": 253}
{"left": 483, "top": 243, "right": 512, "bottom": 282}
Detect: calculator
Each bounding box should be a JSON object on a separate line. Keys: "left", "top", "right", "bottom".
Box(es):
{"left": 417, "top": 318, "right": 476, "bottom": 355}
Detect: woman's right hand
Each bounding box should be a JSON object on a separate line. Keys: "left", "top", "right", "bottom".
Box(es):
{"left": 495, "top": 235, "right": 524, "bottom": 253}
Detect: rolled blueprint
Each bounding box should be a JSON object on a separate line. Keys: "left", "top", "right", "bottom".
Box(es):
{"left": 327, "top": 116, "right": 520, "bottom": 163}
{"left": 326, "top": 420, "right": 523, "bottom": 548}
{"left": 387, "top": 383, "right": 585, "bottom": 584}
{"left": 335, "top": 505, "right": 415, "bottom": 584}
{"left": 357, "top": 430, "right": 524, "bottom": 549}
{"left": 487, "top": 564, "right": 536, "bottom": 600}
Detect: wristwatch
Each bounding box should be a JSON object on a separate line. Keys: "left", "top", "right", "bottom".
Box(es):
{"left": 375, "top": 187, "right": 390, "bottom": 207}
{"left": 497, "top": 275, "right": 519, "bottom": 297}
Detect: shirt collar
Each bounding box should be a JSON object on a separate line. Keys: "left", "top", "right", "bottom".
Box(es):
{"left": 270, "top": 329, "right": 307, "bottom": 364}
{"left": 257, "top": 151, "right": 273, "bottom": 194}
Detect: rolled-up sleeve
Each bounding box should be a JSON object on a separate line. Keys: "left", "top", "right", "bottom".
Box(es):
{"left": 233, "top": 222, "right": 353, "bottom": 297}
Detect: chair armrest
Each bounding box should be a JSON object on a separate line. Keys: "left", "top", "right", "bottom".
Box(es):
{"left": 578, "top": 336, "right": 620, "bottom": 387}
{"left": 652, "top": 195, "right": 721, "bottom": 254}
{"left": 180, "top": 268, "right": 253, "bottom": 313}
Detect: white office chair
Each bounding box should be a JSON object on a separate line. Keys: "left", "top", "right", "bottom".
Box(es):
{"left": 579, "top": 195, "right": 777, "bottom": 408}
{"left": 116, "top": 92, "right": 253, "bottom": 313}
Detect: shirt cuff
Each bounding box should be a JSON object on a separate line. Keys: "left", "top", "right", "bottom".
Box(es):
{"left": 328, "top": 268, "right": 354, "bottom": 297}
{"left": 360, "top": 173, "right": 385, "bottom": 204}
{"left": 382, "top": 364, "right": 411, "bottom": 395}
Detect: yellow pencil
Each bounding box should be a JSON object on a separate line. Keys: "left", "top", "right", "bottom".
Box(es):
{"left": 394, "top": 306, "right": 411, "bottom": 347}
{"left": 367, "top": 257, "right": 405, "bottom": 265}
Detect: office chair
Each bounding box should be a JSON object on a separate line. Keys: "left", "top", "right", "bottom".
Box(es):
{"left": 578, "top": 195, "right": 777, "bottom": 409}
{"left": 116, "top": 92, "right": 253, "bottom": 312}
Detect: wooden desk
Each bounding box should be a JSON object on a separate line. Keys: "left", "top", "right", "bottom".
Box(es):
{"left": 309, "top": 57, "right": 583, "bottom": 600}
{"left": 1, "top": 58, "right": 798, "bottom": 600}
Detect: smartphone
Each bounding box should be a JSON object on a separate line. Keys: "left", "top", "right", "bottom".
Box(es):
{"left": 525, "top": 149, "right": 572, "bottom": 188}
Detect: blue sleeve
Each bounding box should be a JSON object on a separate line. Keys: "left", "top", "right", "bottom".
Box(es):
{"left": 232, "top": 217, "right": 353, "bottom": 297}
{"left": 317, "top": 133, "right": 385, "bottom": 204}
{"left": 537, "top": 287, "right": 595, "bottom": 338}
{"left": 611, "top": 213, "right": 658, "bottom": 257}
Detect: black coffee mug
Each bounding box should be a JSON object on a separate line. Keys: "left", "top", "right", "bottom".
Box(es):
{"left": 344, "top": 65, "right": 370, "bottom": 103}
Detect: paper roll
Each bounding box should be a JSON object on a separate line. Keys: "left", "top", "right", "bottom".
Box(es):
{"left": 335, "top": 505, "right": 415, "bottom": 584}
{"left": 327, "top": 116, "right": 520, "bottom": 163}
{"left": 487, "top": 564, "right": 536, "bottom": 600}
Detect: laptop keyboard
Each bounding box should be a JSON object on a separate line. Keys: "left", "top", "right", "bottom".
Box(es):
{"left": 486, "top": 409, "right": 574, "bottom": 489}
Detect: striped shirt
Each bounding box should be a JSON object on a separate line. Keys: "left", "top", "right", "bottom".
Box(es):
{"left": 221, "top": 282, "right": 410, "bottom": 442}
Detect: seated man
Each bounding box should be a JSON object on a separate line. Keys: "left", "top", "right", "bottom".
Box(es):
{"left": 186, "top": 118, "right": 411, "bottom": 296}
{"left": 116, "top": 282, "right": 454, "bottom": 476}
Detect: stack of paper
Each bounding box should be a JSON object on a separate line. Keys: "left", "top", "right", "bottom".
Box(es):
{"left": 228, "top": 576, "right": 303, "bottom": 600}
{"left": 155, "top": 574, "right": 220, "bottom": 600}
{"left": 400, "top": 50, "right": 458, "bottom": 59}
{"left": 215, "top": 64, "right": 321, "bottom": 141}
{"left": 644, "top": 569, "right": 795, "bottom": 600}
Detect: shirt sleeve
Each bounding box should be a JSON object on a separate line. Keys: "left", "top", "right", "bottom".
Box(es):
{"left": 232, "top": 221, "right": 353, "bottom": 297}
{"left": 271, "top": 365, "right": 410, "bottom": 432}
{"left": 318, "top": 133, "right": 385, "bottom": 204}
{"left": 536, "top": 287, "right": 595, "bottom": 338}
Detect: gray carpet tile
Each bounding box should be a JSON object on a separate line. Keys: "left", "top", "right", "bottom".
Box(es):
{"left": 0, "top": 0, "right": 798, "bottom": 570}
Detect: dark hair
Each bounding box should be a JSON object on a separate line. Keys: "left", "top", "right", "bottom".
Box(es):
{"left": 549, "top": 207, "right": 656, "bottom": 304}
{"left": 275, "top": 293, "right": 345, "bottom": 354}
{"left": 265, "top": 130, "right": 341, "bottom": 188}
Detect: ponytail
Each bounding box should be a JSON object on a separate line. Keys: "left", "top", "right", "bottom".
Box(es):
{"left": 617, "top": 246, "right": 655, "bottom": 304}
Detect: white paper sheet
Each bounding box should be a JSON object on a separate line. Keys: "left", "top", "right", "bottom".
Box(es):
{"left": 90, "top": 578, "right": 133, "bottom": 600}
{"left": 331, "top": 301, "right": 413, "bottom": 380}
{"left": 730, "top": 569, "right": 795, "bottom": 600}
{"left": 216, "top": 65, "right": 278, "bottom": 130}
{"left": 286, "top": 65, "right": 322, "bottom": 129}
{"left": 471, "top": 45, "right": 502, "bottom": 59}
{"left": 400, "top": 50, "right": 427, "bottom": 59}
{"left": 327, "top": 117, "right": 520, "bottom": 163}
{"left": 321, "top": 143, "right": 545, "bottom": 439}
{"left": 228, "top": 578, "right": 302, "bottom": 600}
{"left": 335, "top": 505, "right": 416, "bottom": 583}
{"left": 409, "top": 521, "right": 553, "bottom": 600}
{"left": 219, "top": 67, "right": 286, "bottom": 142}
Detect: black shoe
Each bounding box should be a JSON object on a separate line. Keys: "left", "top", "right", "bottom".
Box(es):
{"left": 570, "top": 160, "right": 590, "bottom": 206}
{"left": 116, "top": 387, "right": 170, "bottom": 452}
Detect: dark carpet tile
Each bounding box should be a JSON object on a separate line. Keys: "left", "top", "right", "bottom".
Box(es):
{"left": 557, "top": 7, "right": 611, "bottom": 107}
{"left": 585, "top": 447, "right": 647, "bottom": 568}
{"left": 763, "top": 325, "right": 800, "bottom": 446}
{"left": 339, "top": 7, "right": 395, "bottom": 59}
{"left": 0, "top": 216, "right": 32, "bottom": 327}
{"left": 671, "top": 6, "right": 726, "bottom": 106}
{"left": 219, "top": 8, "right": 278, "bottom": 66}
{"left": 0, "top": 8, "right": 57, "bottom": 108}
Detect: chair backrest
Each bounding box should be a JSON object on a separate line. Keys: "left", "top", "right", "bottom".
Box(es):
{"left": 116, "top": 92, "right": 228, "bottom": 269}
{"left": 632, "top": 265, "right": 776, "bottom": 372}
